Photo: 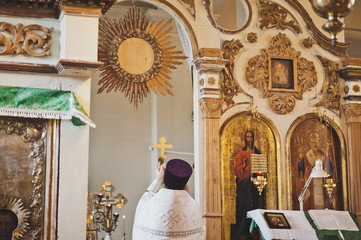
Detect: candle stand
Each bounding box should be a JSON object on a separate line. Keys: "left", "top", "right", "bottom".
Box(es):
{"left": 89, "top": 182, "right": 127, "bottom": 240}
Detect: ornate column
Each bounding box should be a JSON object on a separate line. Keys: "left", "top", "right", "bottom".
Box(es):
{"left": 194, "top": 48, "right": 227, "bottom": 239}
{"left": 340, "top": 57, "right": 361, "bottom": 223}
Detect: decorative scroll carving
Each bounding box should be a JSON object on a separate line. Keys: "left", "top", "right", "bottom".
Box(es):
{"left": 246, "top": 33, "right": 317, "bottom": 114}
{"left": 258, "top": 0, "right": 301, "bottom": 34}
{"left": 98, "top": 6, "right": 186, "bottom": 109}
{"left": 177, "top": 0, "right": 195, "bottom": 17}
{"left": 303, "top": 37, "right": 315, "bottom": 48}
{"left": 221, "top": 39, "right": 244, "bottom": 107}
{"left": 0, "top": 22, "right": 53, "bottom": 57}
{"left": 0, "top": 117, "right": 47, "bottom": 239}
{"left": 315, "top": 55, "right": 341, "bottom": 115}
{"left": 247, "top": 32, "right": 258, "bottom": 43}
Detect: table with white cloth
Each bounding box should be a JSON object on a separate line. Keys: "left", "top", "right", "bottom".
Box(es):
{"left": 247, "top": 209, "right": 318, "bottom": 240}
{"left": 247, "top": 209, "right": 361, "bottom": 240}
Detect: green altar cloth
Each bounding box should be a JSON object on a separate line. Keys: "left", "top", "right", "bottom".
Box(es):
{"left": 304, "top": 211, "right": 361, "bottom": 240}
{"left": 0, "top": 86, "right": 95, "bottom": 127}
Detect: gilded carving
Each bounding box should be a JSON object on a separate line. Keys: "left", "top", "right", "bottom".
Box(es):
{"left": 343, "top": 103, "right": 361, "bottom": 120}
{"left": 208, "top": 77, "right": 216, "bottom": 86}
{"left": 315, "top": 55, "right": 340, "bottom": 115}
{"left": 199, "top": 78, "right": 204, "bottom": 86}
{"left": 98, "top": 6, "right": 186, "bottom": 109}
{"left": 221, "top": 39, "right": 244, "bottom": 107}
{"left": 303, "top": 37, "right": 314, "bottom": 48}
{"left": 258, "top": 0, "right": 301, "bottom": 34}
{"left": 247, "top": 32, "right": 258, "bottom": 43}
{"left": 246, "top": 33, "right": 317, "bottom": 114}
{"left": 200, "top": 98, "right": 222, "bottom": 119}
{"left": 0, "top": 117, "right": 47, "bottom": 239}
{"left": 344, "top": 85, "right": 349, "bottom": 94}
{"left": 0, "top": 22, "right": 53, "bottom": 57}
{"left": 0, "top": 195, "right": 30, "bottom": 239}
{"left": 353, "top": 85, "right": 360, "bottom": 93}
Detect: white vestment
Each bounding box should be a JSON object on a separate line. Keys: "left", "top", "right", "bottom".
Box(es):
{"left": 133, "top": 179, "right": 206, "bottom": 240}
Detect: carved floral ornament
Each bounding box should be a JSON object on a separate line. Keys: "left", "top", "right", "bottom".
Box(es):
{"left": 98, "top": 6, "right": 186, "bottom": 109}
{"left": 258, "top": 0, "right": 301, "bottom": 34}
{"left": 0, "top": 22, "right": 53, "bottom": 57}
{"left": 246, "top": 33, "right": 317, "bottom": 114}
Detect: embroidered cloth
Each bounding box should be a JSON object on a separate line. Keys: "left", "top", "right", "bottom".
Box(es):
{"left": 133, "top": 179, "right": 206, "bottom": 239}
{"left": 0, "top": 86, "right": 95, "bottom": 127}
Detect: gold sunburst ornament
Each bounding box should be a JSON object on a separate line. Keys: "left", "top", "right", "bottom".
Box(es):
{"left": 98, "top": 5, "right": 186, "bottom": 109}
{"left": 0, "top": 194, "right": 30, "bottom": 239}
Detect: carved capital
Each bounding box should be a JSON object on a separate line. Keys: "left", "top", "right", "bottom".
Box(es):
{"left": 343, "top": 104, "right": 361, "bottom": 123}
{"left": 200, "top": 98, "right": 222, "bottom": 119}
{"left": 194, "top": 48, "right": 228, "bottom": 74}
{"left": 340, "top": 57, "right": 361, "bottom": 82}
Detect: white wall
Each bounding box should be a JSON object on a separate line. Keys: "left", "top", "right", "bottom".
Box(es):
{"left": 88, "top": 3, "right": 193, "bottom": 240}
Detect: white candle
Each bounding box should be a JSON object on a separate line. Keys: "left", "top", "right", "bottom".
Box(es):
{"left": 123, "top": 215, "right": 126, "bottom": 234}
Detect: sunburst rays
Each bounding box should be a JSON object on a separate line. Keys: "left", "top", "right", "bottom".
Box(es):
{"left": 0, "top": 194, "right": 30, "bottom": 239}
{"left": 98, "top": 5, "right": 186, "bottom": 109}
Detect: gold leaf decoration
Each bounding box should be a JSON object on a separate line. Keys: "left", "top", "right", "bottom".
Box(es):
{"left": 0, "top": 22, "right": 53, "bottom": 57}
{"left": 221, "top": 39, "right": 244, "bottom": 107}
{"left": 246, "top": 33, "right": 317, "bottom": 114}
{"left": 98, "top": 6, "right": 186, "bottom": 109}
{"left": 315, "top": 55, "right": 341, "bottom": 115}
{"left": 0, "top": 195, "right": 30, "bottom": 240}
{"left": 259, "top": 0, "right": 301, "bottom": 34}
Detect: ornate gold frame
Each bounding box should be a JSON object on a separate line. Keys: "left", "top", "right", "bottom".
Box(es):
{"left": 246, "top": 33, "right": 317, "bottom": 114}
{"left": 0, "top": 117, "right": 58, "bottom": 240}
{"left": 285, "top": 113, "right": 347, "bottom": 210}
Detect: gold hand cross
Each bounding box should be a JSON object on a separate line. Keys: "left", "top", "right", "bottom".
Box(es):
{"left": 152, "top": 137, "right": 173, "bottom": 164}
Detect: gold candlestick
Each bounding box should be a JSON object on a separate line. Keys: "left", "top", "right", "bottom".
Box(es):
{"left": 251, "top": 172, "right": 267, "bottom": 195}
{"left": 324, "top": 177, "right": 336, "bottom": 198}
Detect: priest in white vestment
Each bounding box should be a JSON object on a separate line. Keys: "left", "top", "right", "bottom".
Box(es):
{"left": 133, "top": 159, "right": 206, "bottom": 240}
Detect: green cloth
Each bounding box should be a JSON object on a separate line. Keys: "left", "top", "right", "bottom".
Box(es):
{"left": 0, "top": 86, "right": 95, "bottom": 127}
{"left": 304, "top": 211, "right": 361, "bottom": 240}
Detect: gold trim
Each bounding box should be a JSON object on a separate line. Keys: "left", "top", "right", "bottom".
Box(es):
{"left": 153, "top": 0, "right": 199, "bottom": 59}
{"left": 202, "top": 0, "right": 252, "bottom": 34}
{"left": 246, "top": 33, "right": 317, "bottom": 114}
{"left": 0, "top": 117, "right": 48, "bottom": 239}
{"left": 221, "top": 39, "right": 247, "bottom": 107}
{"left": 0, "top": 195, "right": 30, "bottom": 239}
{"left": 286, "top": 113, "right": 347, "bottom": 210}
{"left": 258, "top": 0, "right": 301, "bottom": 34}
{"left": 177, "top": 0, "right": 195, "bottom": 17}
{"left": 315, "top": 55, "right": 341, "bottom": 116}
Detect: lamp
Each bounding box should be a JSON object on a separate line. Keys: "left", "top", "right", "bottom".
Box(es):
{"left": 309, "top": 0, "right": 355, "bottom": 45}
{"left": 298, "top": 159, "right": 328, "bottom": 211}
